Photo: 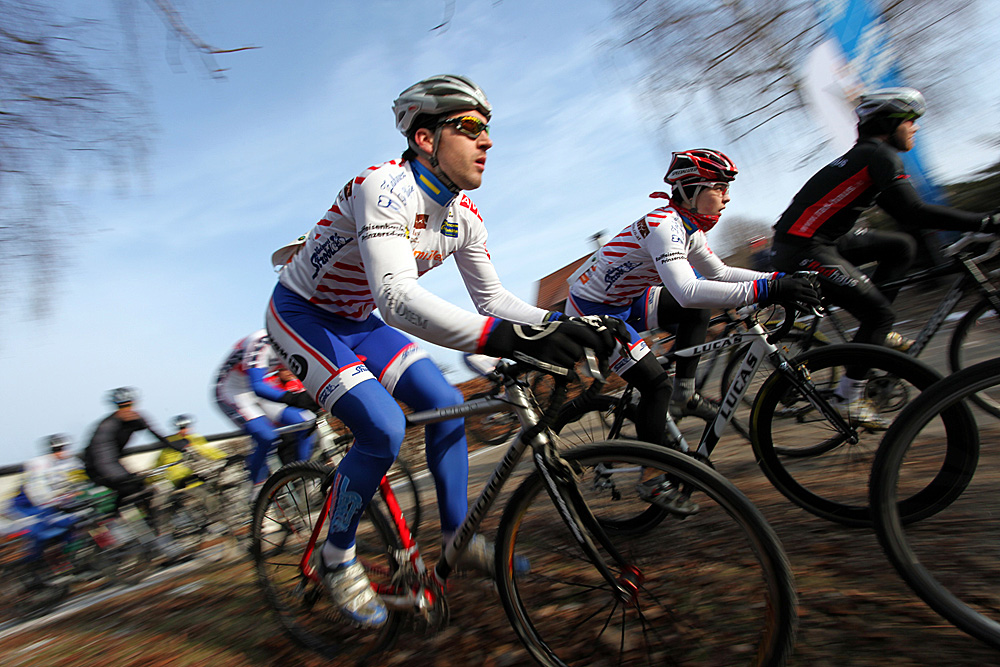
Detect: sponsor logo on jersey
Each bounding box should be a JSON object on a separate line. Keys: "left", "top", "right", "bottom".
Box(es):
{"left": 310, "top": 232, "right": 353, "bottom": 278}
{"left": 635, "top": 218, "right": 650, "bottom": 238}
{"left": 441, "top": 209, "right": 458, "bottom": 238}
{"left": 459, "top": 194, "right": 482, "bottom": 221}
{"left": 414, "top": 214, "right": 427, "bottom": 229}
{"left": 413, "top": 249, "right": 444, "bottom": 263}
{"left": 603, "top": 261, "right": 642, "bottom": 289}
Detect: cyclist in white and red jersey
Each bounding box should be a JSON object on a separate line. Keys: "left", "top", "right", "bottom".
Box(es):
{"left": 771, "top": 88, "right": 999, "bottom": 422}
{"left": 213, "top": 329, "right": 318, "bottom": 494}
{"left": 265, "top": 74, "right": 618, "bottom": 628}
{"left": 567, "top": 149, "right": 819, "bottom": 503}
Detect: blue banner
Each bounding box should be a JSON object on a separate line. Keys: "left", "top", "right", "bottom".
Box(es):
{"left": 814, "top": 0, "right": 944, "bottom": 202}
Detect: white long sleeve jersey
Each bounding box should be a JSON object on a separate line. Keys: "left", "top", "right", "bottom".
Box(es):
{"left": 569, "top": 203, "right": 772, "bottom": 309}
{"left": 278, "top": 159, "right": 547, "bottom": 352}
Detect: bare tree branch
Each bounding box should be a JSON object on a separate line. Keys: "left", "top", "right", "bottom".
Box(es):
{"left": 610, "top": 0, "right": 987, "bottom": 162}
{"left": 0, "top": 0, "right": 251, "bottom": 324}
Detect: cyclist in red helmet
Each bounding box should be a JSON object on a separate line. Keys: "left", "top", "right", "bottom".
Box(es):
{"left": 567, "top": 148, "right": 819, "bottom": 509}
{"left": 770, "top": 87, "right": 999, "bottom": 425}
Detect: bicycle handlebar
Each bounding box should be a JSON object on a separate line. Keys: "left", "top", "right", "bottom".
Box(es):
{"left": 942, "top": 232, "right": 1000, "bottom": 262}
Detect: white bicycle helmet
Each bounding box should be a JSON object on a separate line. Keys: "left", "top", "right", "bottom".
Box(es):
{"left": 47, "top": 434, "right": 72, "bottom": 452}
{"left": 109, "top": 386, "right": 138, "bottom": 406}
{"left": 393, "top": 74, "right": 492, "bottom": 137}
{"left": 855, "top": 87, "right": 926, "bottom": 123}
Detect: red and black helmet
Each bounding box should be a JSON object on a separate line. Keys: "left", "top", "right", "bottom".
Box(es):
{"left": 664, "top": 149, "right": 738, "bottom": 186}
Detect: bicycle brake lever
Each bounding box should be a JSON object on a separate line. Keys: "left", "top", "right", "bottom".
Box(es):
{"left": 581, "top": 348, "right": 607, "bottom": 383}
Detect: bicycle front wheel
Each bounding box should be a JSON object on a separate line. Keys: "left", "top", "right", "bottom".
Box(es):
{"left": 495, "top": 440, "right": 797, "bottom": 667}
{"left": 871, "top": 358, "right": 1000, "bottom": 648}
{"left": 948, "top": 296, "right": 1000, "bottom": 419}
{"left": 751, "top": 344, "right": 978, "bottom": 527}
{"left": 251, "top": 461, "right": 401, "bottom": 661}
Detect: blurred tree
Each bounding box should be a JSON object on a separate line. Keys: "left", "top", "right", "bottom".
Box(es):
{"left": 710, "top": 214, "right": 774, "bottom": 265}
{"left": 0, "top": 0, "right": 252, "bottom": 320}
{"left": 610, "top": 0, "right": 986, "bottom": 161}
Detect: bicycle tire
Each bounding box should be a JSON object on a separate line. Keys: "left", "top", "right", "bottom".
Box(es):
{"left": 495, "top": 440, "right": 798, "bottom": 667}
{"left": 719, "top": 323, "right": 828, "bottom": 452}
{"left": 751, "top": 344, "right": 978, "bottom": 527}
{"left": 871, "top": 358, "right": 1000, "bottom": 648}
{"left": 251, "top": 461, "right": 402, "bottom": 661}
{"left": 947, "top": 296, "right": 1000, "bottom": 419}
{"left": 88, "top": 536, "right": 152, "bottom": 587}
{"left": 0, "top": 559, "right": 69, "bottom": 621}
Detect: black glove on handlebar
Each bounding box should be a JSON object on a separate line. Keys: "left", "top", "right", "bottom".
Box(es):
{"left": 482, "top": 316, "right": 627, "bottom": 376}
{"left": 281, "top": 391, "right": 321, "bottom": 412}
{"left": 757, "top": 273, "right": 821, "bottom": 311}
{"left": 982, "top": 210, "right": 1000, "bottom": 234}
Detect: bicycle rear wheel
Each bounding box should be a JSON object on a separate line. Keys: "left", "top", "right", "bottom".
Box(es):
{"left": 552, "top": 393, "right": 638, "bottom": 445}
{"left": 871, "top": 358, "right": 1000, "bottom": 649}
{"left": 495, "top": 440, "right": 797, "bottom": 667}
{"left": 948, "top": 296, "right": 1000, "bottom": 419}
{"left": 751, "top": 344, "right": 978, "bottom": 527}
{"left": 251, "top": 461, "right": 401, "bottom": 661}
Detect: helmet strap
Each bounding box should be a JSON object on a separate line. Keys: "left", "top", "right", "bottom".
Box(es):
{"left": 428, "top": 125, "right": 461, "bottom": 195}
{"left": 669, "top": 193, "right": 721, "bottom": 233}
{"left": 673, "top": 183, "right": 705, "bottom": 212}
{"left": 409, "top": 126, "right": 461, "bottom": 197}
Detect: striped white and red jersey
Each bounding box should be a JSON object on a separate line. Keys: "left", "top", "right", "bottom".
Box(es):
{"left": 214, "top": 329, "right": 280, "bottom": 398}
{"left": 278, "top": 159, "right": 547, "bottom": 352}
{"left": 568, "top": 202, "right": 772, "bottom": 310}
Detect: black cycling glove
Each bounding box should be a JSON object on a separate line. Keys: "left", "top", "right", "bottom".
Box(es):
{"left": 482, "top": 315, "right": 628, "bottom": 376}
{"left": 757, "top": 273, "right": 821, "bottom": 310}
{"left": 981, "top": 210, "right": 1000, "bottom": 234}
{"left": 281, "top": 391, "right": 321, "bottom": 412}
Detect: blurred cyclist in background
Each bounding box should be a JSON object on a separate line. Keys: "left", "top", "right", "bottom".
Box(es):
{"left": 82, "top": 387, "right": 170, "bottom": 514}
{"left": 6, "top": 434, "right": 87, "bottom": 564}
{"left": 770, "top": 87, "right": 999, "bottom": 423}
{"left": 567, "top": 148, "right": 819, "bottom": 461}
{"left": 264, "top": 73, "right": 619, "bottom": 628}
{"left": 213, "top": 330, "right": 318, "bottom": 499}
{"left": 154, "top": 414, "right": 227, "bottom": 490}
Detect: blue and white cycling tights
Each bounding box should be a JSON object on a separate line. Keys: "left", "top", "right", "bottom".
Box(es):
{"left": 266, "top": 283, "right": 468, "bottom": 550}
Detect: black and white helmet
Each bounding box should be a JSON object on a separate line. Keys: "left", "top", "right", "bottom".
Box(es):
{"left": 393, "top": 74, "right": 492, "bottom": 137}
{"left": 47, "top": 434, "right": 72, "bottom": 452}
{"left": 855, "top": 87, "right": 925, "bottom": 134}
{"left": 109, "top": 386, "right": 138, "bottom": 406}
{"left": 172, "top": 414, "right": 194, "bottom": 430}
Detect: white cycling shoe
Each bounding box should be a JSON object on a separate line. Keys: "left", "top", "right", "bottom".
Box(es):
{"left": 320, "top": 557, "right": 387, "bottom": 629}
{"left": 831, "top": 394, "right": 889, "bottom": 430}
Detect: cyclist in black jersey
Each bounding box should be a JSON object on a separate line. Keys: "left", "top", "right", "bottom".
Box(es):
{"left": 82, "top": 387, "right": 172, "bottom": 513}
{"left": 770, "top": 87, "right": 999, "bottom": 424}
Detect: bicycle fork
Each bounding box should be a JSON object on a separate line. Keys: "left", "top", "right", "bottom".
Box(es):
{"left": 772, "top": 359, "right": 859, "bottom": 444}
{"left": 533, "top": 442, "right": 644, "bottom": 606}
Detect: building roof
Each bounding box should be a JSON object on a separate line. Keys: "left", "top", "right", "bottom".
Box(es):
{"left": 535, "top": 254, "right": 590, "bottom": 310}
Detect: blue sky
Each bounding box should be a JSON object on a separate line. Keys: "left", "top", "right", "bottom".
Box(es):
{"left": 2, "top": 0, "right": 998, "bottom": 466}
